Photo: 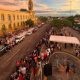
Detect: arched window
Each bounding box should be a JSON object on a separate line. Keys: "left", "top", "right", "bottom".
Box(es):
{"left": 21, "top": 22, "right": 23, "bottom": 26}
{"left": 14, "top": 23, "right": 17, "bottom": 30}
{"left": 18, "top": 15, "right": 20, "bottom": 19}
{"left": 13, "top": 15, "right": 15, "bottom": 20}
{"left": 17, "top": 22, "right": 19, "bottom": 26}
{"left": 1, "top": 14, "right": 4, "bottom": 21}
{"left": 20, "top": 15, "right": 22, "bottom": 20}
{"left": 8, "top": 14, "right": 11, "bottom": 21}
{"left": 8, "top": 24, "right": 12, "bottom": 29}
{"left": 14, "top": 23, "right": 16, "bottom": 27}
{"left": 23, "top": 15, "right": 25, "bottom": 19}
{"left": 26, "top": 16, "right": 27, "bottom": 19}
{"left": 1, "top": 24, "right": 6, "bottom": 32}
{"left": 17, "top": 15, "right": 19, "bottom": 20}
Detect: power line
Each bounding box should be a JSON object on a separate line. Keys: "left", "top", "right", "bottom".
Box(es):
{"left": 70, "top": 0, "right": 72, "bottom": 16}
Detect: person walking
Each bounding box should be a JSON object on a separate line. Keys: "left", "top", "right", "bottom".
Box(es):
{"left": 66, "top": 61, "right": 70, "bottom": 73}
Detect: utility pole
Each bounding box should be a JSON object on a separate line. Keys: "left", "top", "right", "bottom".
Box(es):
{"left": 70, "top": 0, "right": 72, "bottom": 16}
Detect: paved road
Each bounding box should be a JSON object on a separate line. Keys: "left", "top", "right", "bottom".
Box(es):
{"left": 0, "top": 24, "right": 51, "bottom": 80}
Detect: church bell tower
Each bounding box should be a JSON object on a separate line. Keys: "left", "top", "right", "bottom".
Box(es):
{"left": 28, "top": 0, "right": 33, "bottom": 12}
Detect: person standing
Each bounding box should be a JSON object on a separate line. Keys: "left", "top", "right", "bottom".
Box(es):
{"left": 66, "top": 61, "right": 70, "bottom": 73}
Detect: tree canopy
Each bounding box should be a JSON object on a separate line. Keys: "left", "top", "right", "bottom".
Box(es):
{"left": 62, "top": 19, "right": 72, "bottom": 27}
{"left": 50, "top": 18, "right": 73, "bottom": 28}
{"left": 39, "top": 16, "right": 48, "bottom": 22}
{"left": 25, "top": 19, "right": 34, "bottom": 27}
{"left": 50, "top": 19, "right": 62, "bottom": 28}
{"left": 67, "top": 16, "right": 74, "bottom": 25}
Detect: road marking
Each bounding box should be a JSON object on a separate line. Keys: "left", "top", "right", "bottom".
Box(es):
{"left": 0, "top": 49, "right": 21, "bottom": 68}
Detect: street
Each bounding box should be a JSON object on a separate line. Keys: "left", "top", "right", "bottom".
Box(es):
{"left": 0, "top": 25, "right": 79, "bottom": 80}
{"left": 0, "top": 0, "right": 80, "bottom": 80}
{"left": 0, "top": 24, "right": 51, "bottom": 80}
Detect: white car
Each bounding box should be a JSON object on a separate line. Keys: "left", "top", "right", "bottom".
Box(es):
{"left": 42, "top": 23, "right": 44, "bottom": 25}
{"left": 20, "top": 36, "right": 25, "bottom": 41}
{"left": 26, "top": 31, "right": 32, "bottom": 36}
{"left": 15, "top": 37, "right": 21, "bottom": 44}
{"left": 15, "top": 36, "right": 25, "bottom": 44}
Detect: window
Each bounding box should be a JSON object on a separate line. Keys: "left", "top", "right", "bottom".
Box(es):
{"left": 1, "top": 24, "right": 6, "bottom": 31}
{"left": 21, "top": 22, "right": 23, "bottom": 26}
{"left": 1, "top": 14, "right": 4, "bottom": 21}
{"left": 18, "top": 15, "right": 20, "bottom": 19}
{"left": 23, "top": 22, "right": 25, "bottom": 26}
{"left": 8, "top": 24, "right": 12, "bottom": 29}
{"left": 17, "top": 15, "right": 19, "bottom": 20}
{"left": 8, "top": 14, "right": 11, "bottom": 21}
{"left": 14, "top": 23, "right": 16, "bottom": 27}
{"left": 14, "top": 23, "right": 17, "bottom": 30}
{"left": 20, "top": 15, "right": 22, "bottom": 20}
{"left": 26, "top": 16, "right": 27, "bottom": 19}
{"left": 13, "top": 15, "right": 15, "bottom": 20}
{"left": 23, "top": 15, "right": 24, "bottom": 19}
{"left": 17, "top": 22, "right": 19, "bottom": 26}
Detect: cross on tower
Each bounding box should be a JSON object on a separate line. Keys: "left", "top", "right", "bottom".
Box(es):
{"left": 28, "top": 0, "right": 33, "bottom": 12}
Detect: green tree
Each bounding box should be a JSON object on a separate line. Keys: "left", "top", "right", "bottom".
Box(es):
{"left": 39, "top": 16, "right": 48, "bottom": 23}
{"left": 50, "top": 19, "right": 63, "bottom": 29}
{"left": 67, "top": 16, "right": 74, "bottom": 26}
{"left": 74, "top": 14, "right": 80, "bottom": 18}
{"left": 25, "top": 19, "right": 34, "bottom": 27}
{"left": 62, "top": 19, "right": 72, "bottom": 27}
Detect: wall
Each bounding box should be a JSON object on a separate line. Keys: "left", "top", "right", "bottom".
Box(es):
{"left": 0, "top": 10, "right": 36, "bottom": 36}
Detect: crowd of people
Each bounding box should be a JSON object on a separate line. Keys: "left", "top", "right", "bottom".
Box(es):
{"left": 9, "top": 27, "right": 53, "bottom": 80}
{"left": 9, "top": 26, "right": 80, "bottom": 80}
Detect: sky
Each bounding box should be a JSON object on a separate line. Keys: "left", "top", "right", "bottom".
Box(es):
{"left": 0, "top": 0, "right": 80, "bottom": 16}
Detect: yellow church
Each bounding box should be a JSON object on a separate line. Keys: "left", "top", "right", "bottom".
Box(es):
{"left": 0, "top": 0, "right": 36, "bottom": 36}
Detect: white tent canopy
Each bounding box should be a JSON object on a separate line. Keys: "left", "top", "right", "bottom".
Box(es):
{"left": 49, "top": 35, "right": 80, "bottom": 45}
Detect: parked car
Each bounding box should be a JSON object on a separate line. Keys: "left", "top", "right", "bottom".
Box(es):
{"left": 42, "top": 22, "right": 44, "bottom": 25}
{"left": 15, "top": 36, "right": 25, "bottom": 44}
{"left": 33, "top": 27, "right": 38, "bottom": 33}
{"left": 38, "top": 24, "right": 41, "bottom": 28}
{"left": 7, "top": 37, "right": 16, "bottom": 47}
{"left": 15, "top": 37, "right": 20, "bottom": 44}
{"left": 26, "top": 31, "right": 32, "bottom": 36}
{"left": 0, "top": 45, "right": 8, "bottom": 54}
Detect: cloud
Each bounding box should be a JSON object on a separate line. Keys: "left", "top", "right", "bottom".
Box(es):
{"left": 0, "top": 0, "right": 80, "bottom": 16}
{"left": 0, "top": 2, "right": 18, "bottom": 6}
{"left": 60, "top": 0, "right": 80, "bottom": 11}
{"left": 58, "top": 10, "right": 77, "bottom": 13}
{"left": 54, "top": 0, "right": 80, "bottom": 16}
{"left": 0, "top": 0, "right": 28, "bottom": 10}
{"left": 34, "top": 0, "right": 58, "bottom": 16}
{"left": 36, "top": 10, "right": 53, "bottom": 13}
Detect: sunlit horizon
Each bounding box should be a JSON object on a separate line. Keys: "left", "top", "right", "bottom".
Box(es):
{"left": 0, "top": 0, "right": 80, "bottom": 16}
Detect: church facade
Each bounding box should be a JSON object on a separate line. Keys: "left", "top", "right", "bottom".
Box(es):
{"left": 0, "top": 0, "right": 36, "bottom": 36}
